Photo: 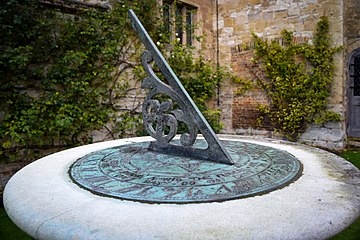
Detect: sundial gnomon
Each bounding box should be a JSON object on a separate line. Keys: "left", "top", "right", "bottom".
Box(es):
{"left": 129, "top": 9, "right": 232, "bottom": 165}
{"left": 69, "top": 10, "right": 302, "bottom": 203}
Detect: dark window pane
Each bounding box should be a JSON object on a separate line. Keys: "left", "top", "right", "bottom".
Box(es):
{"left": 354, "top": 56, "right": 360, "bottom": 96}
{"left": 186, "top": 10, "right": 193, "bottom": 45}
{"left": 175, "top": 6, "right": 183, "bottom": 44}
{"left": 163, "top": 4, "right": 171, "bottom": 42}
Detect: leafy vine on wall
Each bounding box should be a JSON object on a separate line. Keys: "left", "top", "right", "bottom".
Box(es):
{"left": 236, "top": 16, "right": 342, "bottom": 141}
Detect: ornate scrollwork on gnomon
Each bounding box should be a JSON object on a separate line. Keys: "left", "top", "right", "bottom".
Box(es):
{"left": 141, "top": 50, "right": 197, "bottom": 147}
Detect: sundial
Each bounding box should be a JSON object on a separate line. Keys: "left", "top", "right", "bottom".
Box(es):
{"left": 70, "top": 139, "right": 302, "bottom": 203}
{"left": 4, "top": 11, "right": 360, "bottom": 240}
{"left": 69, "top": 10, "right": 302, "bottom": 204}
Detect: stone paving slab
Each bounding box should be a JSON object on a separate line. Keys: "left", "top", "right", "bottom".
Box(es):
{"left": 3, "top": 136, "right": 360, "bottom": 240}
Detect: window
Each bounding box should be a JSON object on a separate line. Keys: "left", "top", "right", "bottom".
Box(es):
{"left": 350, "top": 55, "right": 360, "bottom": 96}
{"left": 186, "top": 10, "right": 193, "bottom": 46}
{"left": 163, "top": 3, "right": 171, "bottom": 36}
{"left": 162, "top": 1, "right": 196, "bottom": 46}
{"left": 175, "top": 6, "right": 183, "bottom": 44}
{"left": 354, "top": 56, "right": 360, "bottom": 96}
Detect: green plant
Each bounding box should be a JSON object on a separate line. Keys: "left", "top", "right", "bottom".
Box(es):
{"left": 339, "top": 149, "right": 360, "bottom": 169}
{"left": 0, "top": 208, "right": 32, "bottom": 240}
{"left": 249, "top": 16, "right": 342, "bottom": 140}
{"left": 165, "top": 42, "right": 234, "bottom": 133}
{"left": 0, "top": 0, "right": 235, "bottom": 163}
{"left": 0, "top": 0, "right": 159, "bottom": 162}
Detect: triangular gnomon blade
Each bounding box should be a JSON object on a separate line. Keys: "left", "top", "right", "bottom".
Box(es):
{"left": 129, "top": 10, "right": 233, "bottom": 165}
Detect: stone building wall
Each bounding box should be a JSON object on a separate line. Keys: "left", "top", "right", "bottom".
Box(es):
{"left": 216, "top": 0, "right": 347, "bottom": 149}
{"left": 344, "top": 0, "right": 360, "bottom": 44}
{"left": 34, "top": 0, "right": 358, "bottom": 149}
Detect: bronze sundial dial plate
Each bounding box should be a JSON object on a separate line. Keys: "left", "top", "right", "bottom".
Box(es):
{"left": 69, "top": 140, "right": 302, "bottom": 203}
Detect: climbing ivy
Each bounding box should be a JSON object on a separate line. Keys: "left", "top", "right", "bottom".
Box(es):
{"left": 0, "top": 0, "right": 234, "bottom": 162}
{"left": 249, "top": 16, "right": 342, "bottom": 140}
{"left": 0, "top": 0, "right": 159, "bottom": 162}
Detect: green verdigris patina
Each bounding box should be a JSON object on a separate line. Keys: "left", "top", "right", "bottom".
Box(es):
{"left": 69, "top": 139, "right": 302, "bottom": 203}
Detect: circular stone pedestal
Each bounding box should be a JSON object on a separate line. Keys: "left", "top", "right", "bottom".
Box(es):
{"left": 4, "top": 135, "right": 360, "bottom": 240}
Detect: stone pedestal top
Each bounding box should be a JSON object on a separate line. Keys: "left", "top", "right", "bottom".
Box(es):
{"left": 4, "top": 135, "right": 360, "bottom": 240}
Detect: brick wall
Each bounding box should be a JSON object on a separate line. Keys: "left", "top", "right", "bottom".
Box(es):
{"left": 231, "top": 51, "right": 271, "bottom": 131}
{"left": 232, "top": 89, "right": 270, "bottom": 130}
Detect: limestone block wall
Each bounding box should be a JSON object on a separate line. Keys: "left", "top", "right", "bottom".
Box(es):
{"left": 344, "top": 0, "right": 360, "bottom": 44}
{"left": 216, "top": 0, "right": 347, "bottom": 149}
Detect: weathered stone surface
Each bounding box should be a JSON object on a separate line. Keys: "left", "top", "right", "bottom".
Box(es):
{"left": 299, "top": 123, "right": 346, "bottom": 150}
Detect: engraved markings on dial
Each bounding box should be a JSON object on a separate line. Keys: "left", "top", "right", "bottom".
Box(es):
{"left": 69, "top": 140, "right": 302, "bottom": 203}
